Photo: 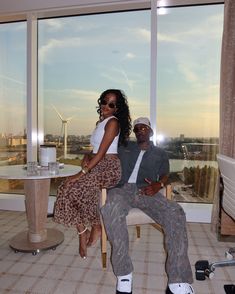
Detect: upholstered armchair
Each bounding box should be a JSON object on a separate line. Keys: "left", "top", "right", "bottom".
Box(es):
{"left": 195, "top": 154, "right": 235, "bottom": 282}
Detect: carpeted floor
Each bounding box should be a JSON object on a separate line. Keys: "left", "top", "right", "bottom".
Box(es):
{"left": 0, "top": 210, "right": 234, "bottom": 294}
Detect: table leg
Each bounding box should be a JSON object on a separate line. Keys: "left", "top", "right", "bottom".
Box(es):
{"left": 9, "top": 178, "right": 64, "bottom": 254}
{"left": 25, "top": 178, "right": 50, "bottom": 242}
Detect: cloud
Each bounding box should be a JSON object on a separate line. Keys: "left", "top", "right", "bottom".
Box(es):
{"left": 38, "top": 37, "right": 83, "bottom": 62}
{"left": 158, "top": 33, "right": 183, "bottom": 43}
{"left": 132, "top": 28, "right": 150, "bottom": 42}
{"left": 0, "top": 74, "right": 25, "bottom": 85}
{"left": 177, "top": 62, "right": 199, "bottom": 83}
{"left": 174, "top": 12, "right": 222, "bottom": 42}
{"left": 120, "top": 69, "right": 135, "bottom": 91}
{"left": 41, "top": 19, "right": 64, "bottom": 31}
{"left": 198, "top": 96, "right": 219, "bottom": 109}
{"left": 125, "top": 52, "right": 136, "bottom": 59}
{"left": 41, "top": 18, "right": 99, "bottom": 33}
{"left": 45, "top": 88, "right": 99, "bottom": 103}
{"left": 0, "top": 22, "right": 25, "bottom": 33}
{"left": 100, "top": 67, "right": 136, "bottom": 91}
{"left": 38, "top": 23, "right": 149, "bottom": 63}
{"left": 128, "top": 96, "right": 149, "bottom": 119}
{"left": 157, "top": 10, "right": 222, "bottom": 47}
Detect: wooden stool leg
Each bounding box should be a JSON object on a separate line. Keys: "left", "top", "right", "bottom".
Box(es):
{"left": 101, "top": 188, "right": 107, "bottom": 269}
{"left": 136, "top": 225, "right": 141, "bottom": 238}
{"left": 101, "top": 220, "right": 107, "bottom": 269}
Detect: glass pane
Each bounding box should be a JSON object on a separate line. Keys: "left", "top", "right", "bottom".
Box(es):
{"left": 0, "top": 21, "right": 27, "bottom": 194}
{"left": 38, "top": 10, "right": 150, "bottom": 194}
{"left": 157, "top": 5, "right": 223, "bottom": 203}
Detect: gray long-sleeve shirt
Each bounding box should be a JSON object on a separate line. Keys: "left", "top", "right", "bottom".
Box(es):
{"left": 117, "top": 140, "right": 169, "bottom": 188}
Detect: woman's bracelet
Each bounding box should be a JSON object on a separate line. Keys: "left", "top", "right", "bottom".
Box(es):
{"left": 81, "top": 166, "right": 89, "bottom": 174}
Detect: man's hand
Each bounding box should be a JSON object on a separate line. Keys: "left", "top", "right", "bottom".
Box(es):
{"left": 140, "top": 178, "right": 162, "bottom": 196}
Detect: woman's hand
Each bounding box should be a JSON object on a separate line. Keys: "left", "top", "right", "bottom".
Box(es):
{"left": 81, "top": 154, "right": 90, "bottom": 169}
{"left": 64, "top": 171, "right": 83, "bottom": 185}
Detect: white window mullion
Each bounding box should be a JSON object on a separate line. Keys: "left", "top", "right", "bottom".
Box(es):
{"left": 27, "top": 13, "right": 38, "bottom": 161}
{"left": 150, "top": 0, "right": 157, "bottom": 144}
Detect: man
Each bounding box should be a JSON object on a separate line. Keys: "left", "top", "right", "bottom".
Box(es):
{"left": 101, "top": 117, "right": 194, "bottom": 294}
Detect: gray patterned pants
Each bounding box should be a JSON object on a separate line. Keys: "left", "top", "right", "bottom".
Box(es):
{"left": 100, "top": 183, "right": 193, "bottom": 284}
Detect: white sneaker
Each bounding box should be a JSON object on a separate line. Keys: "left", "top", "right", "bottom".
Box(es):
{"left": 168, "top": 283, "right": 195, "bottom": 294}
{"left": 116, "top": 272, "right": 132, "bottom": 293}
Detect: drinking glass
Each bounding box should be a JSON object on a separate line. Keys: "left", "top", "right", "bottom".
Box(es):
{"left": 27, "top": 161, "right": 38, "bottom": 175}
{"left": 48, "top": 162, "right": 59, "bottom": 175}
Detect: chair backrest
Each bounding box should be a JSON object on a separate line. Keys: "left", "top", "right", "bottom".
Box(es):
{"left": 217, "top": 154, "right": 235, "bottom": 220}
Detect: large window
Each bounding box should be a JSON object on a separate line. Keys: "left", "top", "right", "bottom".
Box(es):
{"left": 38, "top": 11, "right": 150, "bottom": 193}
{"left": 0, "top": 21, "right": 26, "bottom": 194}
{"left": 157, "top": 4, "right": 223, "bottom": 203}
{"left": 38, "top": 13, "right": 150, "bottom": 148}
{"left": 0, "top": 2, "right": 224, "bottom": 207}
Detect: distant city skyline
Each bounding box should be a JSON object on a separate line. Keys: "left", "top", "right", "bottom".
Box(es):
{"left": 0, "top": 131, "right": 219, "bottom": 142}
{"left": 0, "top": 4, "right": 223, "bottom": 138}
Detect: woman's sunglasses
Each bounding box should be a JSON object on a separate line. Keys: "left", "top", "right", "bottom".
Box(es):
{"left": 100, "top": 100, "right": 116, "bottom": 109}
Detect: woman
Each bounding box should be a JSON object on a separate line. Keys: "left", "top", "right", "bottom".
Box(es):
{"left": 54, "top": 89, "right": 132, "bottom": 258}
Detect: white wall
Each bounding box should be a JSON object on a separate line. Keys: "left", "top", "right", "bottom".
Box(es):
{"left": 0, "top": 194, "right": 56, "bottom": 213}
{"left": 0, "top": 193, "right": 212, "bottom": 223}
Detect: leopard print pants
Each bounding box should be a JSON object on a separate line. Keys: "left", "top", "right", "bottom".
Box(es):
{"left": 54, "top": 156, "right": 121, "bottom": 228}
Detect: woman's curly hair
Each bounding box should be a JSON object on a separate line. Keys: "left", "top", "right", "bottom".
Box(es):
{"left": 97, "top": 89, "right": 132, "bottom": 146}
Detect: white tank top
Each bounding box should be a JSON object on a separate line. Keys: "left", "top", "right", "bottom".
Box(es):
{"left": 90, "top": 116, "right": 120, "bottom": 154}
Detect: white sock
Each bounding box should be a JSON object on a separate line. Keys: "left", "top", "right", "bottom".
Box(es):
{"left": 117, "top": 272, "right": 133, "bottom": 293}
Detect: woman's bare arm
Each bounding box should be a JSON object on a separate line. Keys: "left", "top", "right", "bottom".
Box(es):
{"left": 86, "top": 118, "right": 119, "bottom": 171}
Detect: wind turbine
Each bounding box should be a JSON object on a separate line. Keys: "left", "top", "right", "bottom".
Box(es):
{"left": 52, "top": 105, "right": 73, "bottom": 159}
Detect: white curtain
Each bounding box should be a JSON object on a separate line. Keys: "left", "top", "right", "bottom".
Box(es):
{"left": 211, "top": 0, "right": 235, "bottom": 232}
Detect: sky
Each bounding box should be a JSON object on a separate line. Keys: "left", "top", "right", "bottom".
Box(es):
{"left": 0, "top": 4, "right": 224, "bottom": 139}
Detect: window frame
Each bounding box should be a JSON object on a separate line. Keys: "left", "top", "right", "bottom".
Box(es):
{"left": 0, "top": 0, "right": 224, "bottom": 222}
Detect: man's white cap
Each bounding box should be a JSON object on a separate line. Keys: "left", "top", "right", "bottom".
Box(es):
{"left": 133, "top": 117, "right": 153, "bottom": 137}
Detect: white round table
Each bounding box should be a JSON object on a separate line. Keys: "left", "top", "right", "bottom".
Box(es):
{"left": 0, "top": 164, "right": 80, "bottom": 254}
